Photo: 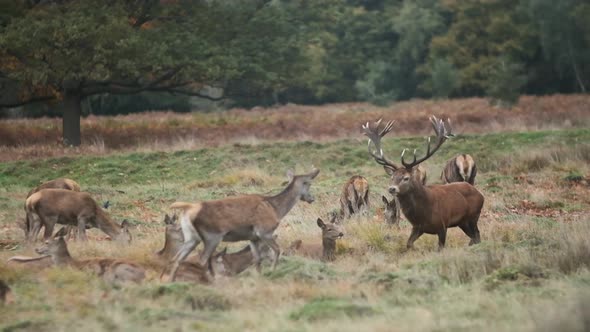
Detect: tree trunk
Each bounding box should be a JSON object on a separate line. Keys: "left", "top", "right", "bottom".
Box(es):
{"left": 62, "top": 93, "right": 82, "bottom": 146}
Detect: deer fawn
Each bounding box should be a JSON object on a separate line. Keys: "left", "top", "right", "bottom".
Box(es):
{"left": 162, "top": 169, "right": 320, "bottom": 282}
{"left": 362, "top": 117, "right": 484, "bottom": 250}
{"left": 339, "top": 175, "right": 369, "bottom": 219}
{"left": 35, "top": 228, "right": 145, "bottom": 283}
{"left": 25, "top": 189, "right": 132, "bottom": 244}
{"left": 441, "top": 154, "right": 477, "bottom": 185}
{"left": 286, "top": 217, "right": 344, "bottom": 261}
{"left": 381, "top": 195, "right": 400, "bottom": 226}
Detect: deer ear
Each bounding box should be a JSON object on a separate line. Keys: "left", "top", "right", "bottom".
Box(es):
{"left": 317, "top": 218, "right": 326, "bottom": 229}
{"left": 121, "top": 219, "right": 129, "bottom": 228}
{"left": 55, "top": 227, "right": 68, "bottom": 238}
{"left": 309, "top": 168, "right": 320, "bottom": 179}
{"left": 164, "top": 214, "right": 172, "bottom": 225}
{"left": 382, "top": 195, "right": 389, "bottom": 204}
{"left": 384, "top": 166, "right": 395, "bottom": 176}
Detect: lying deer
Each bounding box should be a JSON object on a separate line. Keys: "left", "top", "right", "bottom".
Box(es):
{"left": 209, "top": 242, "right": 274, "bottom": 276}
{"left": 25, "top": 189, "right": 132, "bottom": 243}
{"left": 35, "top": 228, "right": 145, "bottom": 283}
{"left": 163, "top": 168, "right": 320, "bottom": 282}
{"left": 286, "top": 217, "right": 344, "bottom": 261}
{"left": 362, "top": 117, "right": 484, "bottom": 250}
{"left": 441, "top": 154, "right": 477, "bottom": 185}
{"left": 24, "top": 178, "right": 81, "bottom": 240}
{"left": 339, "top": 175, "right": 369, "bottom": 219}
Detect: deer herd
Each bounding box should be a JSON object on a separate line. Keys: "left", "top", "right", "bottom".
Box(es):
{"left": 5, "top": 116, "right": 483, "bottom": 288}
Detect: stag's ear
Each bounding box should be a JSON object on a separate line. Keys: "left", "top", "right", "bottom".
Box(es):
{"left": 121, "top": 219, "right": 130, "bottom": 228}
{"left": 384, "top": 166, "right": 395, "bottom": 176}
{"left": 382, "top": 195, "right": 389, "bottom": 204}
{"left": 54, "top": 227, "right": 68, "bottom": 238}
{"left": 317, "top": 218, "right": 326, "bottom": 229}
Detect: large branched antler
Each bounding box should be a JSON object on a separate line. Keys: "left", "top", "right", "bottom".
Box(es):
{"left": 401, "top": 116, "right": 453, "bottom": 169}
{"left": 362, "top": 118, "right": 400, "bottom": 171}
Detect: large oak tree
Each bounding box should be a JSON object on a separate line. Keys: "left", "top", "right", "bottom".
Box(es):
{"left": 0, "top": 0, "right": 304, "bottom": 145}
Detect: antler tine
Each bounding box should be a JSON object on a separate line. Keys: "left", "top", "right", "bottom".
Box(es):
{"left": 362, "top": 119, "right": 399, "bottom": 171}
{"left": 401, "top": 116, "right": 453, "bottom": 169}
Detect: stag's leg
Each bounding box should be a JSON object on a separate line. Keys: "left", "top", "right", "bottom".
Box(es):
{"left": 437, "top": 228, "right": 447, "bottom": 251}
{"left": 250, "top": 239, "right": 263, "bottom": 273}
{"left": 196, "top": 233, "right": 223, "bottom": 272}
{"left": 406, "top": 227, "right": 424, "bottom": 249}
{"left": 469, "top": 219, "right": 481, "bottom": 245}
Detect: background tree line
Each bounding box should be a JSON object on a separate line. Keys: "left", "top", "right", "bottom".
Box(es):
{"left": 0, "top": 0, "right": 588, "bottom": 144}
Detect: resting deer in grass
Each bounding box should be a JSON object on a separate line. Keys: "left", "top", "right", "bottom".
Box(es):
{"left": 25, "top": 189, "right": 132, "bottom": 244}
{"left": 162, "top": 168, "right": 320, "bottom": 282}
{"left": 286, "top": 216, "right": 344, "bottom": 261}
{"left": 35, "top": 228, "right": 145, "bottom": 283}
{"left": 156, "top": 214, "right": 272, "bottom": 277}
{"left": 362, "top": 117, "right": 484, "bottom": 250}
{"left": 339, "top": 175, "right": 369, "bottom": 219}
{"left": 441, "top": 154, "right": 477, "bottom": 185}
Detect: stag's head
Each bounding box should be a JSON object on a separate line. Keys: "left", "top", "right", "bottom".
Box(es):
{"left": 287, "top": 168, "right": 320, "bottom": 203}
{"left": 362, "top": 117, "right": 452, "bottom": 196}
{"left": 317, "top": 216, "right": 344, "bottom": 241}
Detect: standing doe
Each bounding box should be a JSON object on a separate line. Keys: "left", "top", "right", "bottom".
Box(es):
{"left": 362, "top": 117, "right": 484, "bottom": 250}
{"left": 25, "top": 189, "right": 131, "bottom": 243}
{"left": 163, "top": 168, "right": 320, "bottom": 282}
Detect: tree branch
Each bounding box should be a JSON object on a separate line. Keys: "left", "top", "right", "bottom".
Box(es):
{"left": 0, "top": 95, "right": 56, "bottom": 108}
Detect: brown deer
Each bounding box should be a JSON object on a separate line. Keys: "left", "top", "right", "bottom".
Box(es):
{"left": 25, "top": 189, "right": 132, "bottom": 244}
{"left": 0, "top": 280, "right": 14, "bottom": 305}
{"left": 286, "top": 217, "right": 344, "bottom": 261}
{"left": 441, "top": 154, "right": 477, "bottom": 185}
{"left": 162, "top": 168, "right": 320, "bottom": 282}
{"left": 362, "top": 117, "right": 484, "bottom": 250}
{"left": 209, "top": 242, "right": 274, "bottom": 276}
{"left": 24, "top": 178, "right": 81, "bottom": 240}
{"left": 339, "top": 175, "right": 369, "bottom": 219}
{"left": 35, "top": 228, "right": 145, "bottom": 283}
{"left": 156, "top": 214, "right": 271, "bottom": 278}
{"left": 381, "top": 195, "right": 400, "bottom": 226}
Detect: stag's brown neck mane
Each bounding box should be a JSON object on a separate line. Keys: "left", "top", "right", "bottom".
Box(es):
{"left": 396, "top": 178, "right": 430, "bottom": 224}
{"left": 265, "top": 180, "right": 299, "bottom": 219}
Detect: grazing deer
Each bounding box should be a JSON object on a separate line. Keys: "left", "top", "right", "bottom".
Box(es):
{"left": 362, "top": 117, "right": 484, "bottom": 250}
{"left": 162, "top": 168, "right": 320, "bottom": 282}
{"left": 441, "top": 154, "right": 477, "bottom": 185}
{"left": 25, "top": 189, "right": 132, "bottom": 244}
{"left": 24, "top": 178, "right": 81, "bottom": 241}
{"left": 286, "top": 217, "right": 344, "bottom": 261}
{"left": 35, "top": 228, "right": 145, "bottom": 283}
{"left": 339, "top": 175, "right": 369, "bottom": 219}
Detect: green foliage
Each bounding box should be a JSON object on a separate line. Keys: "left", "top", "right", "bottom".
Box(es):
{"left": 485, "top": 57, "right": 528, "bottom": 107}
{"left": 86, "top": 93, "right": 191, "bottom": 115}
{"left": 429, "top": 58, "right": 460, "bottom": 98}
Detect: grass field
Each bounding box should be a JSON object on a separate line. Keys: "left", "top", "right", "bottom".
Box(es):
{"left": 1, "top": 99, "right": 589, "bottom": 331}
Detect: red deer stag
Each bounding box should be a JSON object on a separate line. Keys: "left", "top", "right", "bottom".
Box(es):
{"left": 441, "top": 154, "right": 477, "bottom": 185}
{"left": 162, "top": 168, "right": 320, "bottom": 282}
{"left": 362, "top": 117, "right": 484, "bottom": 250}
{"left": 25, "top": 189, "right": 132, "bottom": 244}
{"left": 339, "top": 175, "right": 369, "bottom": 219}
